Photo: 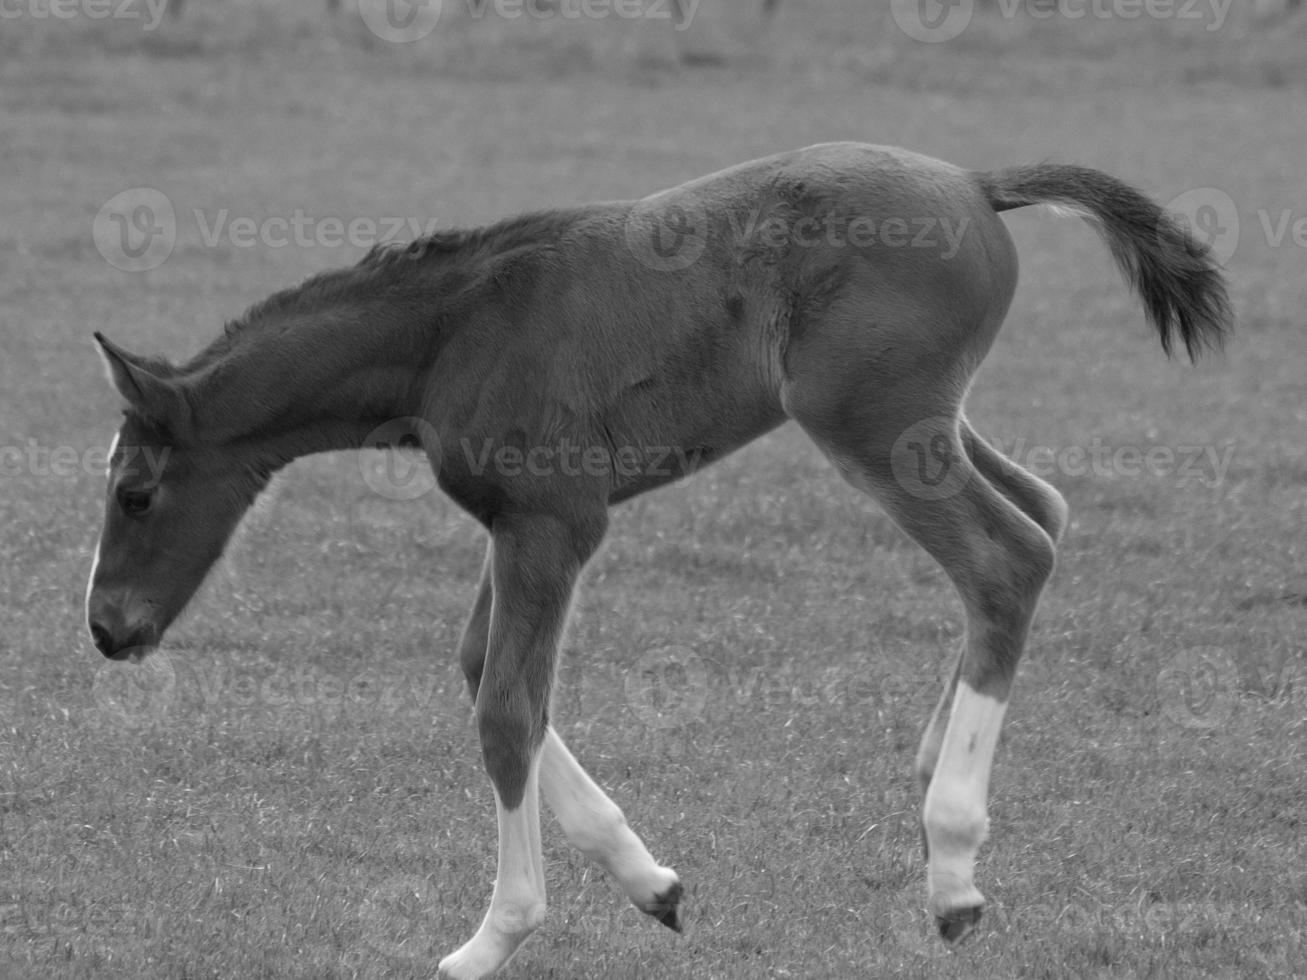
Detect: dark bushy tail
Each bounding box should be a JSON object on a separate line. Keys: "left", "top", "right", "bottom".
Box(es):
{"left": 975, "top": 164, "right": 1232, "bottom": 360}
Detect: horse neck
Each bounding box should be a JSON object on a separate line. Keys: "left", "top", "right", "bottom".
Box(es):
{"left": 192, "top": 304, "right": 433, "bottom": 466}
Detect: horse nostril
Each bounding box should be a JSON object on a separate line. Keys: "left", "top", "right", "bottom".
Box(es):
{"left": 90, "top": 622, "right": 115, "bottom": 657}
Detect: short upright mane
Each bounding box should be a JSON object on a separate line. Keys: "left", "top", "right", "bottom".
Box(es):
{"left": 180, "top": 208, "right": 580, "bottom": 373}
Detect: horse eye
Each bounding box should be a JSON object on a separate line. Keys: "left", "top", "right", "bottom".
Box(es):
{"left": 118, "top": 488, "right": 154, "bottom": 517}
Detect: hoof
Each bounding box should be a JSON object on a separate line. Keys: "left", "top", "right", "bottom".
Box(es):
{"left": 641, "top": 882, "right": 684, "bottom": 933}
{"left": 936, "top": 904, "right": 982, "bottom": 944}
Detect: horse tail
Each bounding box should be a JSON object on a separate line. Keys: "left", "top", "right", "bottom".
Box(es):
{"left": 975, "top": 164, "right": 1233, "bottom": 360}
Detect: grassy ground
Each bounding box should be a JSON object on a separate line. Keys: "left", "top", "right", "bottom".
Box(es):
{"left": 2, "top": 3, "right": 1306, "bottom": 978}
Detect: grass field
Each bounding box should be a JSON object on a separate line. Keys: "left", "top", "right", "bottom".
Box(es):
{"left": 2, "top": 2, "right": 1306, "bottom": 978}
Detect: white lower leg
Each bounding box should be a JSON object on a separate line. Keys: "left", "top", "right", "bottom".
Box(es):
{"left": 539, "top": 728, "right": 681, "bottom": 921}
{"left": 915, "top": 663, "right": 960, "bottom": 793}
{"left": 922, "top": 682, "right": 1008, "bottom": 925}
{"left": 438, "top": 752, "right": 547, "bottom": 980}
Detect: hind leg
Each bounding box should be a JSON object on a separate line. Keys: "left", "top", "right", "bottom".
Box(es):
{"left": 789, "top": 390, "right": 1056, "bottom": 942}
{"left": 913, "top": 421, "right": 1068, "bottom": 799}
{"left": 963, "top": 420, "right": 1069, "bottom": 544}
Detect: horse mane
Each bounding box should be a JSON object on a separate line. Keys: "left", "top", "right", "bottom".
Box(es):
{"left": 181, "top": 208, "right": 579, "bottom": 373}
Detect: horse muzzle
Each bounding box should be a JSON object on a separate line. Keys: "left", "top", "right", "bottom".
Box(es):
{"left": 87, "top": 603, "right": 159, "bottom": 662}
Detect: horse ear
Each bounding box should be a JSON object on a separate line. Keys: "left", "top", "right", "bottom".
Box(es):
{"left": 94, "top": 332, "right": 190, "bottom": 433}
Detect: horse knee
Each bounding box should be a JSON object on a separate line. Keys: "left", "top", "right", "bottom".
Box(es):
{"left": 476, "top": 695, "right": 545, "bottom": 809}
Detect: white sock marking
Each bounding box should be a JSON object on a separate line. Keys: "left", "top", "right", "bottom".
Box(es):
{"left": 539, "top": 727, "right": 678, "bottom": 912}
{"left": 438, "top": 751, "right": 547, "bottom": 980}
{"left": 922, "top": 682, "right": 1007, "bottom": 915}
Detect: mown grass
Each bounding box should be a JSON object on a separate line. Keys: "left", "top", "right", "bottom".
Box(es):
{"left": 2, "top": 3, "right": 1306, "bottom": 978}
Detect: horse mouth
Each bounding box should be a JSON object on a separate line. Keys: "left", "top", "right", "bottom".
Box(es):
{"left": 121, "top": 646, "right": 153, "bottom": 665}
{"left": 90, "top": 619, "right": 160, "bottom": 662}
{"left": 101, "top": 643, "right": 155, "bottom": 664}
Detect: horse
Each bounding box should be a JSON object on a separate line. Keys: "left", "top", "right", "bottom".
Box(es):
{"left": 85, "top": 142, "right": 1230, "bottom": 979}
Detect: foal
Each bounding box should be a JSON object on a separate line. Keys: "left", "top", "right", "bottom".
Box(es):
{"left": 85, "top": 143, "right": 1230, "bottom": 979}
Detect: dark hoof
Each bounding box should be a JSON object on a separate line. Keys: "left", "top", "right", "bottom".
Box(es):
{"left": 936, "top": 905, "right": 982, "bottom": 944}
{"left": 643, "top": 882, "right": 684, "bottom": 933}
